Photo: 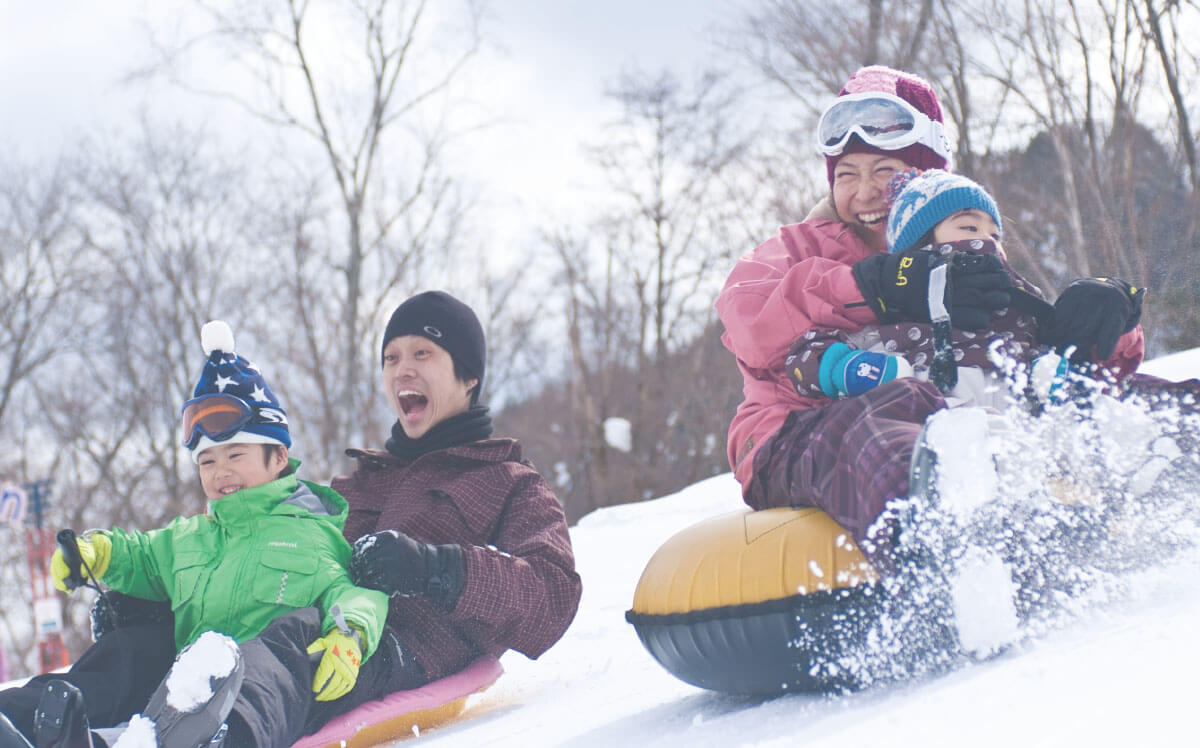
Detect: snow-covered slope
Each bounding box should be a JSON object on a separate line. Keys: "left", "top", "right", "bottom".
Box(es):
{"left": 432, "top": 478, "right": 1199, "bottom": 747}
{"left": 420, "top": 352, "right": 1200, "bottom": 747}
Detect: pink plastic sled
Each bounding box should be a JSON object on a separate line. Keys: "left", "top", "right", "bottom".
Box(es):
{"left": 290, "top": 657, "right": 503, "bottom": 748}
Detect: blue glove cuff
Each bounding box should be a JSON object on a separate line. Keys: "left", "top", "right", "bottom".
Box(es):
{"left": 818, "top": 343, "right": 855, "bottom": 398}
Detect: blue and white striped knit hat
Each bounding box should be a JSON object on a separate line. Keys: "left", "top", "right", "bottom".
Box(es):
{"left": 188, "top": 321, "right": 291, "bottom": 458}
{"left": 886, "top": 169, "right": 1002, "bottom": 253}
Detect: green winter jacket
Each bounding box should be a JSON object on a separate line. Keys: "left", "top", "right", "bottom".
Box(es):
{"left": 99, "top": 459, "right": 387, "bottom": 657}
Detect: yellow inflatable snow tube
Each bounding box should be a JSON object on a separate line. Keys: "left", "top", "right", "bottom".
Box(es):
{"left": 626, "top": 507, "right": 883, "bottom": 694}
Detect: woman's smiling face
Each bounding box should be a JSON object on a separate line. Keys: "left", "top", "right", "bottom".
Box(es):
{"left": 832, "top": 152, "right": 911, "bottom": 251}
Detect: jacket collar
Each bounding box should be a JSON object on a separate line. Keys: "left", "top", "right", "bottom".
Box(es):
{"left": 344, "top": 437, "right": 523, "bottom": 471}
{"left": 206, "top": 458, "right": 347, "bottom": 526}
{"left": 803, "top": 194, "right": 881, "bottom": 251}
{"left": 804, "top": 194, "right": 840, "bottom": 223}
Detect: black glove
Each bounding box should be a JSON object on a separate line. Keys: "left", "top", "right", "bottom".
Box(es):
{"left": 852, "top": 248, "right": 1013, "bottom": 329}
{"left": 947, "top": 252, "right": 1017, "bottom": 329}
{"left": 1039, "top": 277, "right": 1145, "bottom": 363}
{"left": 90, "top": 590, "right": 174, "bottom": 641}
{"left": 350, "top": 530, "right": 466, "bottom": 611}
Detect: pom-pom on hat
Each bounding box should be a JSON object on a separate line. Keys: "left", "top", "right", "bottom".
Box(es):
{"left": 186, "top": 320, "right": 290, "bottom": 461}
{"left": 825, "top": 65, "right": 948, "bottom": 186}
{"left": 886, "top": 168, "right": 1002, "bottom": 253}
{"left": 381, "top": 291, "right": 486, "bottom": 402}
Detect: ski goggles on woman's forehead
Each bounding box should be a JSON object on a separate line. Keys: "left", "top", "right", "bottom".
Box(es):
{"left": 180, "top": 393, "right": 253, "bottom": 448}
{"left": 816, "top": 91, "right": 952, "bottom": 161}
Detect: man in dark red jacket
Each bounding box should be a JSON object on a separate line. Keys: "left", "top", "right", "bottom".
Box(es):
{"left": 207, "top": 291, "right": 582, "bottom": 747}
{"left": 335, "top": 289, "right": 581, "bottom": 676}
{"left": 336, "top": 437, "right": 582, "bottom": 682}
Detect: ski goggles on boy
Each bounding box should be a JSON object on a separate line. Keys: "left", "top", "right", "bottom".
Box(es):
{"left": 180, "top": 393, "right": 253, "bottom": 448}
{"left": 817, "top": 91, "right": 952, "bottom": 161}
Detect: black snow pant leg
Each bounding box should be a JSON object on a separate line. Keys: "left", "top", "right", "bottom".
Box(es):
{"left": 226, "top": 607, "right": 325, "bottom": 748}
{"left": 0, "top": 620, "right": 177, "bottom": 740}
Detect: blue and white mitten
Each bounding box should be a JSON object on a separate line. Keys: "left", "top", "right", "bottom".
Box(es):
{"left": 818, "top": 342, "right": 914, "bottom": 398}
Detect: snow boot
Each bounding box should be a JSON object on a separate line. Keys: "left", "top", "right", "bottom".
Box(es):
{"left": 114, "top": 632, "right": 243, "bottom": 748}
{"left": 908, "top": 406, "right": 1004, "bottom": 514}
{"left": 33, "top": 680, "right": 93, "bottom": 748}
{"left": 0, "top": 711, "right": 35, "bottom": 748}
{"left": 905, "top": 407, "right": 1021, "bottom": 656}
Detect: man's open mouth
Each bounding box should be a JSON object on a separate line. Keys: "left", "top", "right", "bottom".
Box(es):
{"left": 397, "top": 390, "right": 429, "bottom": 417}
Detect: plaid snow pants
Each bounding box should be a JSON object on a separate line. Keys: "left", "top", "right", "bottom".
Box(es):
{"left": 746, "top": 378, "right": 946, "bottom": 561}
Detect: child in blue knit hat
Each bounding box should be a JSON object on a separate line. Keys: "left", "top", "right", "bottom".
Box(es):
{"left": 886, "top": 168, "right": 1003, "bottom": 255}
{"left": 2, "top": 322, "right": 390, "bottom": 748}
{"left": 786, "top": 169, "right": 1046, "bottom": 404}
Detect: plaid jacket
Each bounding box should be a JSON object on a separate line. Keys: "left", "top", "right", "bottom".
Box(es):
{"left": 332, "top": 438, "right": 581, "bottom": 680}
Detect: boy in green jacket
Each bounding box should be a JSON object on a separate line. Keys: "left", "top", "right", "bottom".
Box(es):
{"left": 6, "top": 321, "right": 388, "bottom": 748}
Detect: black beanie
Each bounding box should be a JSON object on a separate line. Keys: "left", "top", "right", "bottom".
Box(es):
{"left": 381, "top": 291, "right": 486, "bottom": 395}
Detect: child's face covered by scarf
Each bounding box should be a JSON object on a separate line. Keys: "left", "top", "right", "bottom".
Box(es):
{"left": 934, "top": 209, "right": 1003, "bottom": 258}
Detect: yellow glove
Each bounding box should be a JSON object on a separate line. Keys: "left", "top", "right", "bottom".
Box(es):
{"left": 50, "top": 533, "right": 112, "bottom": 593}
{"left": 307, "top": 627, "right": 363, "bottom": 701}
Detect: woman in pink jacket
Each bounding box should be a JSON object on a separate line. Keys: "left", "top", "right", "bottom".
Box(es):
{"left": 715, "top": 66, "right": 1146, "bottom": 562}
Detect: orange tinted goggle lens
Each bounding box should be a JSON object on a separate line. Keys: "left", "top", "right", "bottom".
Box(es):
{"left": 181, "top": 395, "right": 252, "bottom": 447}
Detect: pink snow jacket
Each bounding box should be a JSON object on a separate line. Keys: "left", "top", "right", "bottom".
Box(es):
{"left": 333, "top": 438, "right": 581, "bottom": 681}
{"left": 716, "top": 197, "right": 1145, "bottom": 495}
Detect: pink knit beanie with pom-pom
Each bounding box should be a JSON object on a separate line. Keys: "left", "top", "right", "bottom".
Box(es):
{"left": 824, "top": 66, "right": 949, "bottom": 186}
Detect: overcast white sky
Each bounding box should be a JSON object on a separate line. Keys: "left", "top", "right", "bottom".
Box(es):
{"left": 0, "top": 0, "right": 745, "bottom": 249}
{"left": 448, "top": 0, "right": 749, "bottom": 246}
